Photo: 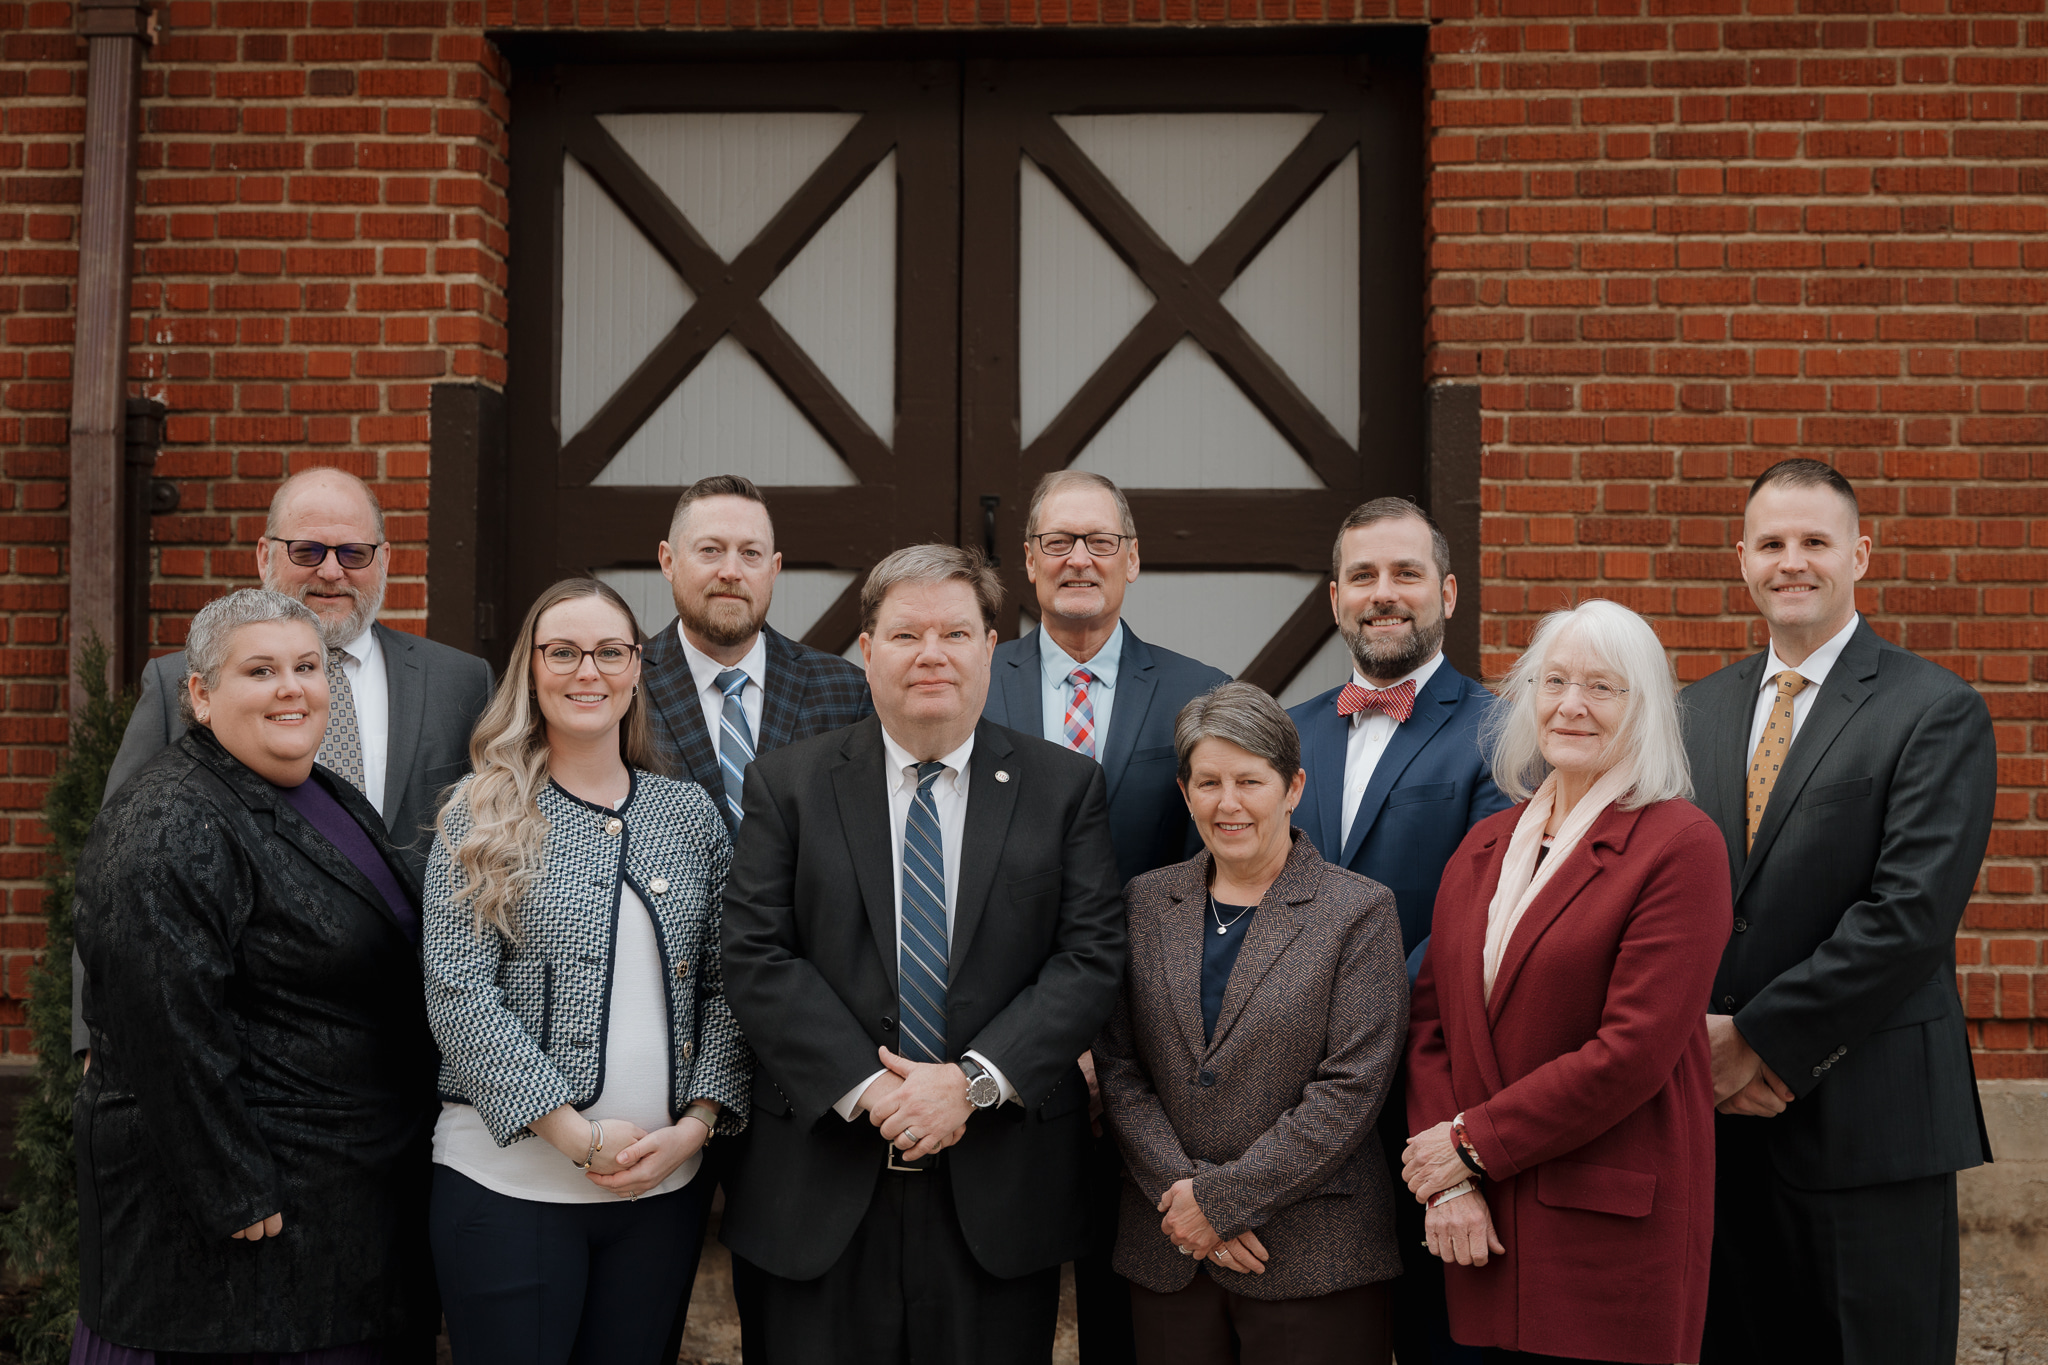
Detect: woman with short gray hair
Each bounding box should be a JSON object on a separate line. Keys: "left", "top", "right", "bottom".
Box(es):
{"left": 1401, "top": 598, "right": 1731, "bottom": 1364}
{"left": 1095, "top": 680, "right": 1409, "bottom": 1365}
{"left": 72, "top": 587, "right": 441, "bottom": 1362}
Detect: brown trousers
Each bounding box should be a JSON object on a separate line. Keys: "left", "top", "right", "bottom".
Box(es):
{"left": 1129, "top": 1273, "right": 1391, "bottom": 1365}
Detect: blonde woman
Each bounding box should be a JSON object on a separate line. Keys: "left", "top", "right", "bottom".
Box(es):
{"left": 424, "top": 577, "right": 750, "bottom": 1364}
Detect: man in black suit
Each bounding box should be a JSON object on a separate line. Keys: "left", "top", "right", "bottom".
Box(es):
{"left": 1684, "top": 459, "right": 1994, "bottom": 1365}
{"left": 639, "top": 473, "right": 872, "bottom": 830}
{"left": 1287, "top": 497, "right": 1508, "bottom": 1365}
{"left": 981, "top": 469, "right": 1227, "bottom": 1364}
{"left": 721, "top": 543, "right": 1126, "bottom": 1365}
{"left": 78, "top": 466, "right": 493, "bottom": 1053}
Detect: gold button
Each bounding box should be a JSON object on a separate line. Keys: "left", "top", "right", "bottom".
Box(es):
{"left": 604, "top": 817, "right": 623, "bottom": 835}
{"left": 675, "top": 960, "right": 691, "bottom": 977}
{"left": 681, "top": 1042, "right": 695, "bottom": 1061}
{"left": 650, "top": 877, "right": 669, "bottom": 895}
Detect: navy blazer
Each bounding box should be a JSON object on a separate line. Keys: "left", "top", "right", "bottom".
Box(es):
{"left": 985, "top": 623, "right": 1231, "bottom": 888}
{"left": 1289, "top": 659, "right": 1510, "bottom": 961}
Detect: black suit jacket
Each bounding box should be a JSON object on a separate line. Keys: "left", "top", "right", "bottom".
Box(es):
{"left": 983, "top": 623, "right": 1230, "bottom": 887}
{"left": 640, "top": 619, "right": 872, "bottom": 831}
{"left": 719, "top": 716, "right": 1127, "bottom": 1280}
{"left": 1680, "top": 618, "right": 1995, "bottom": 1188}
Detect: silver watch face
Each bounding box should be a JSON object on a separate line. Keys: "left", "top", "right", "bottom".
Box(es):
{"left": 966, "top": 1073, "right": 1001, "bottom": 1108}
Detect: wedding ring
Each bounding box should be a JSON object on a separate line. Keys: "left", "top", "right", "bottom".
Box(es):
{"left": 1178, "top": 1245, "right": 1191, "bottom": 1256}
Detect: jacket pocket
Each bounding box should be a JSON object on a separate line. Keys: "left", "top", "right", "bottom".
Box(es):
{"left": 1386, "top": 781, "right": 1455, "bottom": 808}
{"left": 1008, "top": 868, "right": 1063, "bottom": 908}
{"left": 1132, "top": 745, "right": 1176, "bottom": 764}
{"left": 1800, "top": 775, "right": 1872, "bottom": 809}
{"left": 751, "top": 1071, "right": 791, "bottom": 1117}
{"left": 1036, "top": 1067, "right": 1088, "bottom": 1122}
{"left": 1872, "top": 976, "right": 1955, "bottom": 1033}
{"left": 1535, "top": 1159, "right": 1656, "bottom": 1217}
{"left": 1307, "top": 1157, "right": 1363, "bottom": 1198}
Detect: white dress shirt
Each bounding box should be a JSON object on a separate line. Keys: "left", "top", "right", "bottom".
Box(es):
{"left": 831, "top": 725, "right": 1017, "bottom": 1120}
{"left": 677, "top": 623, "right": 767, "bottom": 752}
{"left": 1747, "top": 613, "right": 1860, "bottom": 756}
{"left": 332, "top": 621, "right": 389, "bottom": 818}
{"left": 1037, "top": 622, "right": 1125, "bottom": 757}
{"left": 1340, "top": 651, "right": 1447, "bottom": 852}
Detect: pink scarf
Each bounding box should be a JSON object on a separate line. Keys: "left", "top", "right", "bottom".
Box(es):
{"left": 1482, "top": 766, "right": 1636, "bottom": 1002}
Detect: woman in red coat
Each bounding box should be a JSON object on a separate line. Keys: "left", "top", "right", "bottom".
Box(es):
{"left": 1403, "top": 599, "right": 1732, "bottom": 1364}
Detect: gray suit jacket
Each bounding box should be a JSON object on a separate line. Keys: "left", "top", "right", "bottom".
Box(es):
{"left": 75, "top": 623, "right": 494, "bottom": 1052}
{"left": 1680, "top": 618, "right": 1995, "bottom": 1188}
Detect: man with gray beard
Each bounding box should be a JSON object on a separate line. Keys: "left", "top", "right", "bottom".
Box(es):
{"left": 76, "top": 466, "right": 493, "bottom": 1054}
{"left": 1286, "top": 497, "right": 1508, "bottom": 1365}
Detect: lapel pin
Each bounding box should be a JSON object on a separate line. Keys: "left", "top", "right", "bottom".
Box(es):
{"left": 995, "top": 770, "right": 1011, "bottom": 783}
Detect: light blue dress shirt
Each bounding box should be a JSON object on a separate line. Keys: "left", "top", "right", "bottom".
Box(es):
{"left": 1037, "top": 621, "right": 1125, "bottom": 758}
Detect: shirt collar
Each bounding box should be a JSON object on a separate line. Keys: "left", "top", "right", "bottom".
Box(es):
{"left": 677, "top": 622, "right": 768, "bottom": 698}
{"left": 880, "top": 725, "right": 975, "bottom": 797}
{"left": 332, "top": 620, "right": 379, "bottom": 666}
{"left": 1760, "top": 613, "right": 1859, "bottom": 693}
{"left": 1039, "top": 620, "right": 1125, "bottom": 691}
{"left": 1348, "top": 648, "right": 1445, "bottom": 698}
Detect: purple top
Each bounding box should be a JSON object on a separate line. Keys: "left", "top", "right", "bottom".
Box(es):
{"left": 275, "top": 777, "right": 418, "bottom": 945}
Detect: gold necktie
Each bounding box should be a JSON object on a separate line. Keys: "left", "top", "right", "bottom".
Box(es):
{"left": 1745, "top": 670, "right": 1807, "bottom": 852}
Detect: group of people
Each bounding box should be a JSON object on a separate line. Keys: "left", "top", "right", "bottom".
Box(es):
{"left": 66, "top": 456, "right": 1994, "bottom": 1365}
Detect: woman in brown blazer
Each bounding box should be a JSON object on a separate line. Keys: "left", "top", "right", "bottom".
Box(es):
{"left": 1095, "top": 681, "right": 1409, "bottom": 1365}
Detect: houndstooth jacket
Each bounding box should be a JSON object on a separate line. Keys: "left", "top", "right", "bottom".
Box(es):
{"left": 423, "top": 769, "right": 752, "bottom": 1145}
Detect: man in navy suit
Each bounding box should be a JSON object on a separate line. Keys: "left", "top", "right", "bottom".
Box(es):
{"left": 1288, "top": 496, "right": 1508, "bottom": 1365}
{"left": 983, "top": 470, "right": 1229, "bottom": 1365}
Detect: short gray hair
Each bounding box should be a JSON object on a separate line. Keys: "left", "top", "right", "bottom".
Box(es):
{"left": 860, "top": 543, "right": 1004, "bottom": 636}
{"left": 1024, "top": 470, "right": 1136, "bottom": 540}
{"left": 266, "top": 467, "right": 387, "bottom": 544}
{"left": 1484, "top": 598, "right": 1691, "bottom": 809}
{"left": 179, "top": 588, "right": 325, "bottom": 725}
{"left": 1174, "top": 681, "right": 1301, "bottom": 785}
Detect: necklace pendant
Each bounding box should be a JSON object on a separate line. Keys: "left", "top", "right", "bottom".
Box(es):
{"left": 1217, "top": 924, "right": 1228, "bottom": 935}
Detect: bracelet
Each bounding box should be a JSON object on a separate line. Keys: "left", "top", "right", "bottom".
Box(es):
{"left": 573, "top": 1119, "right": 604, "bottom": 1170}
{"left": 1451, "top": 1113, "right": 1486, "bottom": 1176}
{"left": 681, "top": 1102, "right": 721, "bottom": 1139}
{"left": 1428, "top": 1178, "right": 1476, "bottom": 1209}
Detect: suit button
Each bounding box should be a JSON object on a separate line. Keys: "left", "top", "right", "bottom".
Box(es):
{"left": 1733, "top": 917, "right": 1748, "bottom": 934}
{"left": 681, "top": 1042, "right": 695, "bottom": 1061}
{"left": 1721, "top": 995, "right": 1737, "bottom": 1010}
{"left": 881, "top": 1016, "right": 896, "bottom": 1032}
{"left": 1198, "top": 1070, "right": 1216, "bottom": 1087}
{"left": 1811, "top": 1066, "right": 1822, "bottom": 1077}
{"left": 674, "top": 960, "right": 690, "bottom": 977}
{"left": 604, "top": 817, "right": 623, "bottom": 835}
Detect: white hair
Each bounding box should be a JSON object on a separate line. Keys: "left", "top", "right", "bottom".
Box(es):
{"left": 1484, "top": 598, "right": 1691, "bottom": 809}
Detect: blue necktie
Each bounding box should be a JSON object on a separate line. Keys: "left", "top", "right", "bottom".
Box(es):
{"left": 898, "top": 761, "right": 949, "bottom": 1064}
{"left": 715, "top": 668, "right": 754, "bottom": 826}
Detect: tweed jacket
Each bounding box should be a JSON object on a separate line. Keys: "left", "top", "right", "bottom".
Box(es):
{"left": 1095, "top": 830, "right": 1409, "bottom": 1301}
{"left": 423, "top": 769, "right": 751, "bottom": 1145}
{"left": 641, "top": 620, "right": 872, "bottom": 834}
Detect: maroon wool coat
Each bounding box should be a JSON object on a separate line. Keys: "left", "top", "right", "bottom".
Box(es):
{"left": 1407, "top": 798, "right": 1731, "bottom": 1365}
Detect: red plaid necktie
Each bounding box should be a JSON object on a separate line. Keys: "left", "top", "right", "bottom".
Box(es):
{"left": 1062, "top": 668, "right": 1098, "bottom": 759}
{"left": 1336, "top": 678, "right": 1418, "bottom": 724}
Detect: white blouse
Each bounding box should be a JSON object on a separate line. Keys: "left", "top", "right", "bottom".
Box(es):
{"left": 432, "top": 885, "right": 700, "bottom": 1203}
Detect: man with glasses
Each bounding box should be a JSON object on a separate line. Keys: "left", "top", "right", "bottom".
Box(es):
{"left": 80, "top": 466, "right": 493, "bottom": 1052}
{"left": 981, "top": 469, "right": 1228, "bottom": 1365}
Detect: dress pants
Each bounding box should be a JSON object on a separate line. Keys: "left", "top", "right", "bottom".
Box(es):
{"left": 428, "top": 1165, "right": 713, "bottom": 1365}
{"left": 1128, "top": 1271, "right": 1390, "bottom": 1365}
{"left": 1073, "top": 1127, "right": 1139, "bottom": 1365}
{"left": 731, "top": 1158, "right": 1061, "bottom": 1365}
{"left": 1702, "top": 1117, "right": 1961, "bottom": 1365}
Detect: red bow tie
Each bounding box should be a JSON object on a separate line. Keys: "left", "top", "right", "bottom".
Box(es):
{"left": 1337, "top": 678, "right": 1417, "bottom": 724}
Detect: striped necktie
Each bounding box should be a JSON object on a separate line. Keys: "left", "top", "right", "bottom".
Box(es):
{"left": 898, "top": 760, "right": 950, "bottom": 1064}
{"left": 714, "top": 668, "right": 754, "bottom": 826}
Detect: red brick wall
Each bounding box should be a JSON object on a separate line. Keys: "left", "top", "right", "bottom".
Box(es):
{"left": 2, "top": 0, "right": 2042, "bottom": 1066}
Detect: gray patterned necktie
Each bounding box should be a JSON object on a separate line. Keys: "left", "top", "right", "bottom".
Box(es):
{"left": 319, "top": 646, "right": 368, "bottom": 797}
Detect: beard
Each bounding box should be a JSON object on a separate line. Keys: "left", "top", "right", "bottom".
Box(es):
{"left": 1340, "top": 605, "right": 1446, "bottom": 684}
{"left": 676, "top": 583, "right": 770, "bottom": 649}
{"left": 267, "top": 571, "right": 383, "bottom": 647}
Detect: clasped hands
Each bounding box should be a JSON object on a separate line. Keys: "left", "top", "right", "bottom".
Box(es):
{"left": 1708, "top": 1013, "right": 1796, "bottom": 1117}
{"left": 531, "top": 1104, "right": 714, "bottom": 1199}
{"left": 862, "top": 1047, "right": 970, "bottom": 1161}
{"left": 1157, "top": 1177, "right": 1267, "bottom": 1274}
{"left": 1402, "top": 1123, "right": 1503, "bottom": 1268}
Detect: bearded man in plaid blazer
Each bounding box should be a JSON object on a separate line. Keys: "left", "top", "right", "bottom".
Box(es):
{"left": 641, "top": 475, "right": 873, "bottom": 830}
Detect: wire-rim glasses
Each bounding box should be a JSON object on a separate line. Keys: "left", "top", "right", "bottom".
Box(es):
{"left": 1537, "top": 674, "right": 1629, "bottom": 703}
{"left": 268, "top": 537, "right": 380, "bottom": 570}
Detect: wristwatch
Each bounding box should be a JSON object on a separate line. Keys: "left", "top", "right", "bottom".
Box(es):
{"left": 959, "top": 1056, "right": 1001, "bottom": 1110}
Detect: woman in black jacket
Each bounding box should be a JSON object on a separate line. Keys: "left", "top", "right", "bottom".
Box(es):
{"left": 72, "top": 587, "right": 440, "bottom": 1362}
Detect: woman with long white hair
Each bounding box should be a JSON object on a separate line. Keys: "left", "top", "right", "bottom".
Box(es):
{"left": 424, "top": 577, "right": 750, "bottom": 1363}
{"left": 1401, "top": 598, "right": 1732, "bottom": 1364}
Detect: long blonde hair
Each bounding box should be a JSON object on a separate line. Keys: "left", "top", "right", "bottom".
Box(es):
{"left": 441, "top": 577, "right": 666, "bottom": 939}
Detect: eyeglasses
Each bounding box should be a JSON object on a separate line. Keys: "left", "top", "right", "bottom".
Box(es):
{"left": 268, "top": 537, "right": 381, "bottom": 570}
{"left": 1537, "top": 674, "right": 1629, "bottom": 703}
{"left": 535, "top": 641, "right": 642, "bottom": 676}
{"left": 1028, "top": 531, "right": 1133, "bottom": 558}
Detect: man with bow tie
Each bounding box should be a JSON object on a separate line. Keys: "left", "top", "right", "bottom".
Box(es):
{"left": 1288, "top": 496, "right": 1508, "bottom": 1365}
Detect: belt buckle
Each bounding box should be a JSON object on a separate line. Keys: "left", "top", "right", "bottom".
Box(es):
{"left": 887, "top": 1142, "right": 930, "bottom": 1173}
